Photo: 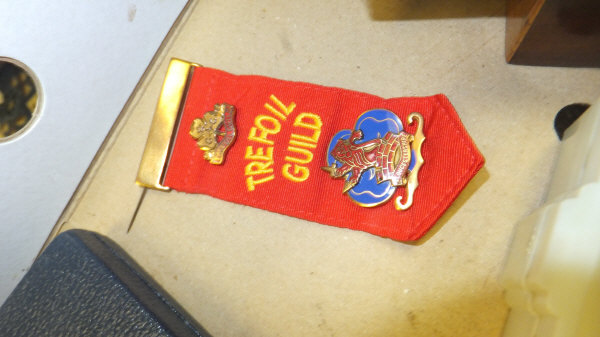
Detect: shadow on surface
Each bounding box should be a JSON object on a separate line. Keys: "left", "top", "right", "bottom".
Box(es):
{"left": 366, "top": 0, "right": 505, "bottom": 21}
{"left": 409, "top": 167, "right": 490, "bottom": 245}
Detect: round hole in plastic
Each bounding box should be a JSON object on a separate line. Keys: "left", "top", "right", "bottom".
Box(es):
{"left": 0, "top": 57, "right": 42, "bottom": 143}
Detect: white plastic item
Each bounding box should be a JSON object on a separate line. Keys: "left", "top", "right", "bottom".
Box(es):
{"left": 0, "top": 1, "right": 188, "bottom": 304}
{"left": 501, "top": 97, "right": 600, "bottom": 337}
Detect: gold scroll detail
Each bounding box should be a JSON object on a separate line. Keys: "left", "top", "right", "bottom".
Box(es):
{"left": 190, "top": 103, "right": 237, "bottom": 165}
{"left": 395, "top": 112, "right": 425, "bottom": 211}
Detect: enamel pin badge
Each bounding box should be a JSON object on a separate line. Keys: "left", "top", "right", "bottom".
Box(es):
{"left": 323, "top": 110, "right": 424, "bottom": 210}
{"left": 136, "top": 58, "right": 484, "bottom": 241}
{"left": 189, "top": 103, "right": 237, "bottom": 165}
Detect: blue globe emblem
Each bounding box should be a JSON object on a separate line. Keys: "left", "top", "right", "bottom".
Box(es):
{"left": 326, "top": 109, "right": 416, "bottom": 207}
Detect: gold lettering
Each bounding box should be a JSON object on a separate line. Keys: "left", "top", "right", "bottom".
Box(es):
{"left": 244, "top": 148, "right": 274, "bottom": 191}
{"left": 289, "top": 138, "right": 317, "bottom": 149}
{"left": 245, "top": 161, "right": 273, "bottom": 176}
{"left": 292, "top": 112, "right": 322, "bottom": 143}
{"left": 290, "top": 133, "right": 317, "bottom": 143}
{"left": 246, "top": 175, "right": 274, "bottom": 191}
{"left": 245, "top": 146, "right": 274, "bottom": 161}
{"left": 247, "top": 115, "right": 281, "bottom": 145}
{"left": 285, "top": 146, "right": 313, "bottom": 164}
{"left": 282, "top": 163, "right": 309, "bottom": 182}
{"left": 265, "top": 94, "right": 296, "bottom": 121}
{"left": 244, "top": 97, "right": 322, "bottom": 189}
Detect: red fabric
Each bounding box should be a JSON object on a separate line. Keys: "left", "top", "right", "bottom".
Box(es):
{"left": 163, "top": 67, "right": 484, "bottom": 241}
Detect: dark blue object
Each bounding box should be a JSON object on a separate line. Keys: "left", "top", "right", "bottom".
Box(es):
{"left": 0, "top": 230, "right": 212, "bottom": 337}
{"left": 554, "top": 103, "right": 590, "bottom": 140}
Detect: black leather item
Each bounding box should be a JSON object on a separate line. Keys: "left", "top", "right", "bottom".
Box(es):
{"left": 0, "top": 230, "right": 212, "bottom": 337}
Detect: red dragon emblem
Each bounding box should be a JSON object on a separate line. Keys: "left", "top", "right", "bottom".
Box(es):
{"left": 323, "top": 111, "right": 425, "bottom": 210}
{"left": 323, "top": 129, "right": 413, "bottom": 192}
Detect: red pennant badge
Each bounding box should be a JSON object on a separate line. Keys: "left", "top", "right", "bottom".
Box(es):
{"left": 137, "top": 59, "right": 484, "bottom": 241}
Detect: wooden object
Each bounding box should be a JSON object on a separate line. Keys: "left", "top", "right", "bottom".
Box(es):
{"left": 506, "top": 0, "right": 600, "bottom": 67}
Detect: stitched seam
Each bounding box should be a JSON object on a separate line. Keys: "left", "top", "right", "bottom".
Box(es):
{"left": 409, "top": 95, "right": 478, "bottom": 238}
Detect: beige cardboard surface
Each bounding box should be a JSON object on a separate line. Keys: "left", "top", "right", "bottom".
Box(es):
{"left": 58, "top": 1, "right": 600, "bottom": 336}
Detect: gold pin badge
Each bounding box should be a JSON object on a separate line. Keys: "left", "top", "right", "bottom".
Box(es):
{"left": 322, "top": 109, "right": 425, "bottom": 210}
{"left": 190, "top": 103, "right": 237, "bottom": 165}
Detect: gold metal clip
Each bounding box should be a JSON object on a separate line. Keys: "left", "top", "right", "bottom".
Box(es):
{"left": 136, "top": 58, "right": 199, "bottom": 191}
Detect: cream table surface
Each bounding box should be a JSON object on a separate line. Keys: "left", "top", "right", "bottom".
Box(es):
{"left": 55, "top": 1, "right": 600, "bottom": 336}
